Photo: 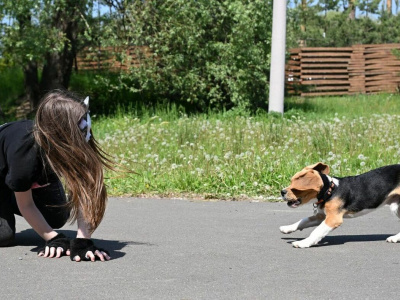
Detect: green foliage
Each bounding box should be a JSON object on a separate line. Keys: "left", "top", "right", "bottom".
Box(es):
{"left": 0, "top": 0, "right": 98, "bottom": 109}
{"left": 0, "top": 0, "right": 93, "bottom": 65}
{"left": 98, "top": 0, "right": 273, "bottom": 112}
{"left": 69, "top": 70, "right": 160, "bottom": 116}
{"left": 0, "top": 64, "right": 24, "bottom": 116}
{"left": 287, "top": 0, "right": 400, "bottom": 48}
{"left": 356, "top": 0, "right": 381, "bottom": 16}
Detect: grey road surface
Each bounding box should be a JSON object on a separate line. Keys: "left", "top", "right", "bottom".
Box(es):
{"left": 2, "top": 198, "right": 400, "bottom": 300}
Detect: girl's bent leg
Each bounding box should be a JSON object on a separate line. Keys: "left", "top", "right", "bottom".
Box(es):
{"left": 0, "top": 216, "right": 14, "bottom": 246}
{"left": 0, "top": 185, "right": 16, "bottom": 247}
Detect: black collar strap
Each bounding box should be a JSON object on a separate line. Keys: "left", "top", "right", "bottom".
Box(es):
{"left": 315, "top": 173, "right": 336, "bottom": 206}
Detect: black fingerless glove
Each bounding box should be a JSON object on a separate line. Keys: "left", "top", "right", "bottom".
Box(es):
{"left": 38, "top": 233, "right": 70, "bottom": 255}
{"left": 70, "top": 238, "right": 109, "bottom": 261}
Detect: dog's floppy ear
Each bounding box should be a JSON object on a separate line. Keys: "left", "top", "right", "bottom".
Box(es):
{"left": 304, "top": 162, "right": 330, "bottom": 175}
{"left": 291, "top": 171, "right": 322, "bottom": 192}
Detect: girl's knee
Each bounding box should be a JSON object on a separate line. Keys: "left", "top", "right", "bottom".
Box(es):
{"left": 47, "top": 210, "right": 70, "bottom": 229}
{"left": 0, "top": 218, "right": 15, "bottom": 246}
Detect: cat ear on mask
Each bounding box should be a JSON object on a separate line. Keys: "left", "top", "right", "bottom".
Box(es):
{"left": 78, "top": 96, "right": 92, "bottom": 142}
{"left": 84, "top": 96, "right": 89, "bottom": 107}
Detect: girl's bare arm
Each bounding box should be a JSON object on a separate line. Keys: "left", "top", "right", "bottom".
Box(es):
{"left": 15, "top": 190, "right": 70, "bottom": 258}
{"left": 72, "top": 210, "right": 110, "bottom": 262}
{"left": 14, "top": 190, "right": 58, "bottom": 241}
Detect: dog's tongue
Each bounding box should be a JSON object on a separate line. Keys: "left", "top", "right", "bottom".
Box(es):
{"left": 288, "top": 200, "right": 301, "bottom": 208}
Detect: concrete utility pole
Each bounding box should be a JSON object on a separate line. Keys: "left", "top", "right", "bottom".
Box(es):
{"left": 268, "top": 0, "right": 287, "bottom": 114}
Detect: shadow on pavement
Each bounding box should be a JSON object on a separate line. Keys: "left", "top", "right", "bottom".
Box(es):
{"left": 15, "top": 229, "right": 154, "bottom": 259}
{"left": 282, "top": 234, "right": 391, "bottom": 247}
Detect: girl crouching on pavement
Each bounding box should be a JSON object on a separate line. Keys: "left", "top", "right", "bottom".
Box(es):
{"left": 0, "top": 90, "right": 114, "bottom": 262}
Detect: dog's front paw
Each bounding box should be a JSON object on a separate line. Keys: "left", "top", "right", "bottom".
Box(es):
{"left": 386, "top": 234, "right": 400, "bottom": 243}
{"left": 280, "top": 225, "right": 297, "bottom": 234}
{"left": 292, "top": 239, "right": 312, "bottom": 248}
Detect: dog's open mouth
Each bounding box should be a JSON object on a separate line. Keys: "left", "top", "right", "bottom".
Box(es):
{"left": 287, "top": 199, "right": 302, "bottom": 208}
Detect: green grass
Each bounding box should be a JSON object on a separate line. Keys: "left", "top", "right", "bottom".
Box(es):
{"left": 95, "top": 93, "right": 400, "bottom": 200}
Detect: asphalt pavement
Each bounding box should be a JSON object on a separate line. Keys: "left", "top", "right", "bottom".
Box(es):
{"left": 2, "top": 197, "right": 400, "bottom": 300}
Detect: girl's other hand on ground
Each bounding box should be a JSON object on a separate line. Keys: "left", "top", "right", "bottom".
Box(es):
{"left": 70, "top": 238, "right": 111, "bottom": 262}
{"left": 73, "top": 249, "right": 111, "bottom": 262}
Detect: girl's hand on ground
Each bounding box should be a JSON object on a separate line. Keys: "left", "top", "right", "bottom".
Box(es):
{"left": 70, "top": 238, "right": 111, "bottom": 262}
{"left": 38, "top": 247, "right": 71, "bottom": 258}
{"left": 37, "top": 233, "right": 70, "bottom": 258}
{"left": 73, "top": 249, "right": 111, "bottom": 262}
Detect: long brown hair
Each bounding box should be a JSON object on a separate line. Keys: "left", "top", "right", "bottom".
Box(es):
{"left": 33, "top": 90, "right": 114, "bottom": 232}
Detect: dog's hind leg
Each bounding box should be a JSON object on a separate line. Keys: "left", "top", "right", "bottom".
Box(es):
{"left": 280, "top": 213, "right": 325, "bottom": 234}
{"left": 387, "top": 200, "right": 400, "bottom": 243}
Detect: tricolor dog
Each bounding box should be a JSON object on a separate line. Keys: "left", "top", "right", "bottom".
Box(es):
{"left": 280, "top": 162, "right": 400, "bottom": 248}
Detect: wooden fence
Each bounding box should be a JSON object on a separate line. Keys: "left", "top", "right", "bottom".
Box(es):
{"left": 286, "top": 44, "right": 400, "bottom": 97}
{"left": 75, "top": 46, "right": 151, "bottom": 71}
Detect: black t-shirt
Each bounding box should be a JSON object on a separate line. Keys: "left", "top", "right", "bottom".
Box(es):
{"left": 0, "top": 120, "right": 56, "bottom": 192}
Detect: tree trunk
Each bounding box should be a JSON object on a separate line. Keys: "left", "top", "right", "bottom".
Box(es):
{"left": 40, "top": 53, "right": 66, "bottom": 94}
{"left": 300, "top": 0, "right": 307, "bottom": 33}
{"left": 299, "top": 0, "right": 307, "bottom": 47}
{"left": 23, "top": 61, "right": 40, "bottom": 109}
{"left": 17, "top": 11, "right": 41, "bottom": 109}
{"left": 387, "top": 0, "right": 392, "bottom": 15}
{"left": 39, "top": 1, "right": 86, "bottom": 97}
{"left": 348, "top": 0, "right": 356, "bottom": 20}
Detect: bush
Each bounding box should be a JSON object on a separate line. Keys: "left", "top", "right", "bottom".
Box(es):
{"left": 101, "top": 0, "right": 273, "bottom": 112}
{"left": 70, "top": 70, "right": 137, "bottom": 115}
{"left": 0, "top": 64, "right": 24, "bottom": 119}
{"left": 70, "top": 70, "right": 183, "bottom": 116}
